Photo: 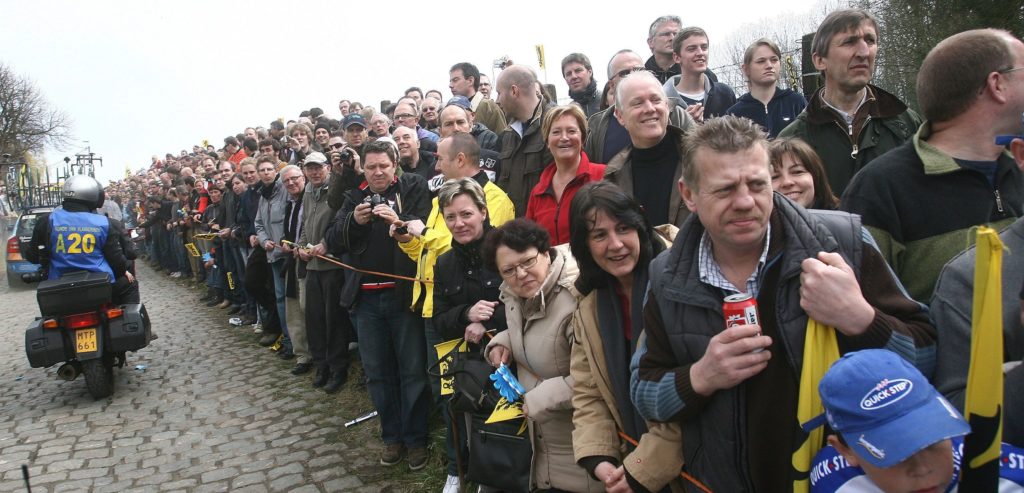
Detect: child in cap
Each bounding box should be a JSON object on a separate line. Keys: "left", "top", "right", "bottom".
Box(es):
{"left": 804, "top": 349, "right": 1024, "bottom": 493}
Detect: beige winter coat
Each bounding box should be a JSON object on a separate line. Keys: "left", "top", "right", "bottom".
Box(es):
{"left": 487, "top": 244, "right": 602, "bottom": 492}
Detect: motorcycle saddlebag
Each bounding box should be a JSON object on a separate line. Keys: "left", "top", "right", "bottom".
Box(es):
{"left": 37, "top": 271, "right": 112, "bottom": 317}
{"left": 25, "top": 318, "right": 70, "bottom": 368}
{"left": 107, "top": 303, "right": 147, "bottom": 353}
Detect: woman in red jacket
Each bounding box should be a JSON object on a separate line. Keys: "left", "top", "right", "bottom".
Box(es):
{"left": 525, "top": 104, "right": 605, "bottom": 245}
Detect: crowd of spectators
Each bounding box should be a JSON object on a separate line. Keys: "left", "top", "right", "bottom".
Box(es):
{"left": 94, "top": 9, "right": 1024, "bottom": 492}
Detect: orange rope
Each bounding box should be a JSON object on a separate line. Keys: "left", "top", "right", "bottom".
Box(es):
{"left": 281, "top": 240, "right": 433, "bottom": 284}
{"left": 616, "top": 431, "right": 713, "bottom": 493}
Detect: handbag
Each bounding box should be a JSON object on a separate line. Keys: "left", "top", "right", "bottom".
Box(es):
{"left": 466, "top": 413, "right": 532, "bottom": 493}
{"left": 428, "top": 341, "right": 500, "bottom": 414}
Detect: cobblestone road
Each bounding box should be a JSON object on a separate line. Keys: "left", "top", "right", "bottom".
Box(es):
{"left": 0, "top": 262, "right": 421, "bottom": 492}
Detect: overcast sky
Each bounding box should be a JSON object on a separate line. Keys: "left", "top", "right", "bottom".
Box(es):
{"left": 1, "top": 0, "right": 818, "bottom": 184}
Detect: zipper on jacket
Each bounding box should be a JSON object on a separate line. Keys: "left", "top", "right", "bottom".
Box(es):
{"left": 995, "top": 189, "right": 1005, "bottom": 213}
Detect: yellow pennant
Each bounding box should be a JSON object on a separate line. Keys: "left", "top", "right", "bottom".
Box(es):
{"left": 434, "top": 339, "right": 468, "bottom": 396}
{"left": 227, "top": 272, "right": 235, "bottom": 290}
{"left": 792, "top": 318, "right": 840, "bottom": 493}
{"left": 486, "top": 397, "right": 523, "bottom": 424}
{"left": 962, "top": 226, "right": 1004, "bottom": 479}
{"left": 185, "top": 243, "right": 201, "bottom": 257}
{"left": 535, "top": 44, "right": 546, "bottom": 70}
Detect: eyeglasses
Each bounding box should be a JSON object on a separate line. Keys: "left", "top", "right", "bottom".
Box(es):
{"left": 998, "top": 67, "right": 1024, "bottom": 75}
{"left": 395, "top": 113, "right": 417, "bottom": 120}
{"left": 612, "top": 66, "right": 646, "bottom": 81}
{"left": 422, "top": 107, "right": 438, "bottom": 112}
{"left": 499, "top": 254, "right": 539, "bottom": 278}
{"left": 329, "top": 143, "right": 345, "bottom": 150}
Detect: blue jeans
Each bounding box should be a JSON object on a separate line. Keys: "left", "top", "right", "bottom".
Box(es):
{"left": 353, "top": 289, "right": 430, "bottom": 447}
{"left": 270, "top": 260, "right": 289, "bottom": 337}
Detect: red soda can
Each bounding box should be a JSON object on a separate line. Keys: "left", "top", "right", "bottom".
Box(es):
{"left": 723, "top": 293, "right": 763, "bottom": 352}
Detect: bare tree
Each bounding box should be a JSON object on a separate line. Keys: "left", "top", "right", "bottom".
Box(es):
{"left": 0, "top": 62, "right": 73, "bottom": 160}
{"left": 713, "top": 0, "right": 850, "bottom": 97}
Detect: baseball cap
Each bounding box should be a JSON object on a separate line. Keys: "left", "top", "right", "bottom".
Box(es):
{"left": 801, "top": 349, "right": 970, "bottom": 468}
{"left": 445, "top": 96, "right": 473, "bottom": 111}
{"left": 302, "top": 152, "right": 327, "bottom": 166}
{"left": 343, "top": 114, "right": 367, "bottom": 130}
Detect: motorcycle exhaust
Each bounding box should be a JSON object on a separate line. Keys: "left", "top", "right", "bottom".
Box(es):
{"left": 57, "top": 363, "right": 79, "bottom": 381}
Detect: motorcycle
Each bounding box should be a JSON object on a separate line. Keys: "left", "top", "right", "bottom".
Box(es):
{"left": 23, "top": 270, "right": 151, "bottom": 399}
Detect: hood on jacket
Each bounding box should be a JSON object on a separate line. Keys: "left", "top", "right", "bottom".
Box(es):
{"left": 663, "top": 74, "right": 713, "bottom": 107}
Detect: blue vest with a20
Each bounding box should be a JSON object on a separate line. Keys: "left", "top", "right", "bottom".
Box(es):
{"left": 48, "top": 207, "right": 115, "bottom": 283}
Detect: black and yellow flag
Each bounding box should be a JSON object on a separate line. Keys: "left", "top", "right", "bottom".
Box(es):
{"left": 793, "top": 319, "right": 840, "bottom": 493}
{"left": 960, "top": 226, "right": 1003, "bottom": 491}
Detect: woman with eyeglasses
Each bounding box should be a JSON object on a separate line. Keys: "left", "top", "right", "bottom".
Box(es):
{"left": 482, "top": 218, "right": 602, "bottom": 492}
{"left": 526, "top": 105, "right": 605, "bottom": 246}
{"left": 566, "top": 181, "right": 684, "bottom": 493}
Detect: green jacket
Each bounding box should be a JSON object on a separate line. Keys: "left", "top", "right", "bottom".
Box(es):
{"left": 840, "top": 123, "right": 1023, "bottom": 302}
{"left": 778, "top": 84, "right": 921, "bottom": 195}
{"left": 498, "top": 101, "right": 552, "bottom": 216}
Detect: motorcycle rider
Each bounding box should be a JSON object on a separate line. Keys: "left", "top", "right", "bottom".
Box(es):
{"left": 26, "top": 175, "right": 140, "bottom": 304}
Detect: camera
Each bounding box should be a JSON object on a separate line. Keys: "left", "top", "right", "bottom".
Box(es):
{"left": 340, "top": 148, "right": 355, "bottom": 166}
{"left": 365, "top": 193, "right": 388, "bottom": 222}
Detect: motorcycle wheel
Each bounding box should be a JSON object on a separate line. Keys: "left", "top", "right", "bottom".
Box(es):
{"left": 81, "top": 357, "right": 114, "bottom": 399}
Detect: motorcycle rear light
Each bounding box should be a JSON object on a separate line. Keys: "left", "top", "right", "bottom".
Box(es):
{"left": 63, "top": 312, "right": 101, "bottom": 329}
{"left": 6, "top": 237, "right": 21, "bottom": 259}
{"left": 42, "top": 319, "right": 58, "bottom": 329}
{"left": 105, "top": 307, "right": 124, "bottom": 319}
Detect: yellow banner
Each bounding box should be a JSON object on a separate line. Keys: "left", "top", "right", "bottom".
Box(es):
{"left": 434, "top": 339, "right": 468, "bottom": 396}
{"left": 185, "top": 243, "right": 201, "bottom": 257}
{"left": 486, "top": 397, "right": 524, "bottom": 424}
{"left": 535, "top": 44, "right": 546, "bottom": 70}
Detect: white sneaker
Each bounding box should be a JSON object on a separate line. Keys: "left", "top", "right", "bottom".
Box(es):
{"left": 442, "top": 474, "right": 459, "bottom": 493}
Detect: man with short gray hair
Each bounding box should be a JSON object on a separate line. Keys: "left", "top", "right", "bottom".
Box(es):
{"left": 584, "top": 50, "right": 696, "bottom": 164}
{"left": 645, "top": 15, "right": 683, "bottom": 83}
{"left": 778, "top": 8, "right": 921, "bottom": 195}
{"left": 604, "top": 70, "right": 695, "bottom": 228}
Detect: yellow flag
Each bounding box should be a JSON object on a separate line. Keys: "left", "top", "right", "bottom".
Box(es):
{"left": 185, "top": 243, "right": 201, "bottom": 257}
{"left": 486, "top": 397, "right": 524, "bottom": 424}
{"left": 792, "top": 319, "right": 841, "bottom": 493}
{"left": 535, "top": 44, "right": 546, "bottom": 70}
{"left": 434, "top": 339, "right": 468, "bottom": 396}
{"left": 960, "top": 226, "right": 1004, "bottom": 490}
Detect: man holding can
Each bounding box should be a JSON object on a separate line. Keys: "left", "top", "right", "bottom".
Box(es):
{"left": 629, "top": 116, "right": 935, "bottom": 492}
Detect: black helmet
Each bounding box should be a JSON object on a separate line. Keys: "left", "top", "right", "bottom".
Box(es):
{"left": 62, "top": 175, "right": 104, "bottom": 208}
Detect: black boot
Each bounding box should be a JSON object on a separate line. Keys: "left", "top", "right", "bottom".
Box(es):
{"left": 199, "top": 287, "right": 216, "bottom": 302}
{"left": 205, "top": 290, "right": 225, "bottom": 307}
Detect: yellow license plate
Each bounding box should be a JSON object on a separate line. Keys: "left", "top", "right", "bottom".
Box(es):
{"left": 75, "top": 328, "right": 98, "bottom": 354}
